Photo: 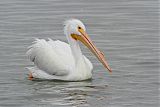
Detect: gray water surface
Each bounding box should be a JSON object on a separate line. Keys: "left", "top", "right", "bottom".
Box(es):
{"left": 0, "top": 0, "right": 159, "bottom": 107}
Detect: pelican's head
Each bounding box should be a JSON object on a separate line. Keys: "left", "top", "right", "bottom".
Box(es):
{"left": 64, "top": 19, "right": 86, "bottom": 36}
{"left": 64, "top": 19, "right": 112, "bottom": 73}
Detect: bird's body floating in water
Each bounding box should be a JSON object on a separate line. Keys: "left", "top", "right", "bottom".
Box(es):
{"left": 26, "top": 19, "right": 112, "bottom": 81}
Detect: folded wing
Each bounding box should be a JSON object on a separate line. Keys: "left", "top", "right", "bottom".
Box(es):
{"left": 26, "top": 38, "right": 75, "bottom": 76}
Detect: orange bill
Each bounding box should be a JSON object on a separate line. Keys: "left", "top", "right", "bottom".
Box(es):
{"left": 71, "top": 27, "right": 112, "bottom": 73}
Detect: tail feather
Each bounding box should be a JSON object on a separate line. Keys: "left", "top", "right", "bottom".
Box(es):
{"left": 25, "top": 67, "right": 60, "bottom": 80}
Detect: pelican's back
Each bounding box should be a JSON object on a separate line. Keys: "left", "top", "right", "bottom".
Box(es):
{"left": 26, "top": 39, "right": 75, "bottom": 76}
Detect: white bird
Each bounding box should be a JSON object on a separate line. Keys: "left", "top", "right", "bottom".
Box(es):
{"left": 26, "top": 19, "right": 112, "bottom": 81}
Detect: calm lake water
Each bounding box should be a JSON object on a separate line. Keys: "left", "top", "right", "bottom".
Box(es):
{"left": 0, "top": 0, "right": 159, "bottom": 107}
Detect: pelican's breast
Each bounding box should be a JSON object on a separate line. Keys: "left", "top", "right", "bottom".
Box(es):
{"left": 68, "top": 56, "right": 93, "bottom": 81}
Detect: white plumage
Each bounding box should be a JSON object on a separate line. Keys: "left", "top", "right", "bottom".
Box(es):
{"left": 26, "top": 19, "right": 111, "bottom": 81}
{"left": 26, "top": 38, "right": 93, "bottom": 81}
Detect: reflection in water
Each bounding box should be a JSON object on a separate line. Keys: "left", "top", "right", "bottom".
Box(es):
{"left": 27, "top": 80, "right": 110, "bottom": 106}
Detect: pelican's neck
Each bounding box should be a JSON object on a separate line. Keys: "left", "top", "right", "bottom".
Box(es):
{"left": 66, "top": 33, "right": 83, "bottom": 63}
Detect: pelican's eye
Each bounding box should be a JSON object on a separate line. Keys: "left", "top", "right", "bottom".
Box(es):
{"left": 78, "top": 26, "right": 81, "bottom": 29}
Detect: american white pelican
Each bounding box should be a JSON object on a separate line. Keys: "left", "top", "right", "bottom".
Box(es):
{"left": 26, "top": 19, "right": 112, "bottom": 81}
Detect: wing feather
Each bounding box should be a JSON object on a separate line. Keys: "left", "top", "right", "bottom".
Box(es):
{"left": 26, "top": 38, "right": 74, "bottom": 76}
